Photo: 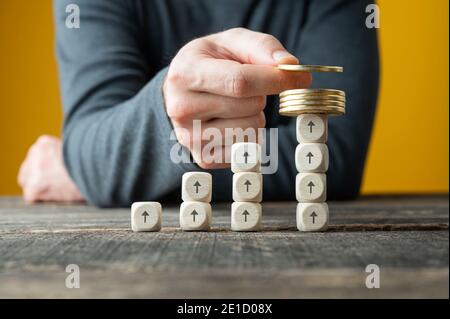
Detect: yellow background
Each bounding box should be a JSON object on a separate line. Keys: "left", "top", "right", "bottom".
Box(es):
{"left": 0, "top": 0, "right": 448, "bottom": 195}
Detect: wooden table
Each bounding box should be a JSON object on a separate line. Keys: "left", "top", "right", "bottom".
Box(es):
{"left": 0, "top": 196, "right": 448, "bottom": 298}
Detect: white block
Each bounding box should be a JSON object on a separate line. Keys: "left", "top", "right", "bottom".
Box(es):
{"left": 182, "top": 172, "right": 212, "bottom": 202}
{"left": 231, "top": 202, "right": 262, "bottom": 231}
{"left": 296, "top": 173, "right": 327, "bottom": 202}
{"left": 231, "top": 142, "right": 261, "bottom": 173}
{"left": 180, "top": 201, "right": 212, "bottom": 231}
{"left": 295, "top": 143, "right": 329, "bottom": 173}
{"left": 297, "top": 202, "right": 329, "bottom": 232}
{"left": 232, "top": 172, "right": 262, "bottom": 202}
{"left": 131, "top": 202, "right": 162, "bottom": 232}
{"left": 297, "top": 114, "right": 328, "bottom": 143}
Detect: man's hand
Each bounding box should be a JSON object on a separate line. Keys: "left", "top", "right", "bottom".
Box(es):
{"left": 18, "top": 135, "right": 85, "bottom": 203}
{"left": 164, "top": 28, "right": 311, "bottom": 169}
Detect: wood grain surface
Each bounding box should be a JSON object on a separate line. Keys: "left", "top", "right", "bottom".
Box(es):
{"left": 0, "top": 195, "right": 448, "bottom": 298}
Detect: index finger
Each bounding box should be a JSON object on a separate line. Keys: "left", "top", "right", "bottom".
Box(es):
{"left": 188, "top": 58, "right": 312, "bottom": 97}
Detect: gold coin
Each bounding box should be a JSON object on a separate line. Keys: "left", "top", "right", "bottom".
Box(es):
{"left": 279, "top": 101, "right": 345, "bottom": 109}
{"left": 279, "top": 109, "right": 345, "bottom": 116}
{"left": 279, "top": 105, "right": 345, "bottom": 116}
{"left": 279, "top": 94, "right": 346, "bottom": 103}
{"left": 279, "top": 109, "right": 344, "bottom": 117}
{"left": 279, "top": 88, "right": 345, "bottom": 98}
{"left": 279, "top": 100, "right": 345, "bottom": 108}
{"left": 278, "top": 64, "right": 344, "bottom": 73}
{"left": 279, "top": 104, "right": 345, "bottom": 112}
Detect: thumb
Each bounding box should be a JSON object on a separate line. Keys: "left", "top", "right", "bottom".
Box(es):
{"left": 215, "top": 28, "right": 299, "bottom": 65}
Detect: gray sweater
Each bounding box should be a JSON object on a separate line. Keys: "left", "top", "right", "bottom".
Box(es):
{"left": 54, "top": 0, "right": 379, "bottom": 207}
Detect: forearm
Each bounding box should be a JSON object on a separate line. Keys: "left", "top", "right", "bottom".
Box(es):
{"left": 63, "top": 69, "right": 195, "bottom": 207}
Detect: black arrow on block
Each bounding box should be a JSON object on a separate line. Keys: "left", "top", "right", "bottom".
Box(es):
{"left": 243, "top": 151, "right": 249, "bottom": 164}
{"left": 141, "top": 211, "right": 149, "bottom": 223}
{"left": 308, "top": 121, "right": 315, "bottom": 133}
{"left": 242, "top": 210, "right": 250, "bottom": 222}
{"left": 191, "top": 210, "right": 198, "bottom": 222}
{"left": 307, "top": 181, "right": 315, "bottom": 194}
{"left": 310, "top": 211, "right": 317, "bottom": 224}
{"left": 306, "top": 152, "right": 314, "bottom": 164}
{"left": 194, "top": 181, "right": 201, "bottom": 193}
{"left": 244, "top": 180, "right": 252, "bottom": 192}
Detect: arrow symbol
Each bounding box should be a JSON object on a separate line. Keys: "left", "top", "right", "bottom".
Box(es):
{"left": 307, "top": 121, "right": 315, "bottom": 133}
{"left": 193, "top": 181, "right": 201, "bottom": 194}
{"left": 141, "top": 211, "right": 149, "bottom": 223}
{"left": 310, "top": 211, "right": 317, "bottom": 224}
{"left": 242, "top": 210, "right": 250, "bottom": 222}
{"left": 244, "top": 180, "right": 252, "bottom": 192}
{"left": 191, "top": 210, "right": 198, "bottom": 222}
{"left": 243, "top": 151, "right": 249, "bottom": 164}
{"left": 307, "top": 181, "right": 315, "bottom": 194}
{"left": 306, "top": 152, "right": 314, "bottom": 164}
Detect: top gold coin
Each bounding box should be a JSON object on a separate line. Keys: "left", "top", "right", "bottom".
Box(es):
{"left": 278, "top": 64, "right": 344, "bottom": 73}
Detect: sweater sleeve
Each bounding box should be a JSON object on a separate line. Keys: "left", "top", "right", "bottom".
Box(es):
{"left": 54, "top": 0, "right": 196, "bottom": 207}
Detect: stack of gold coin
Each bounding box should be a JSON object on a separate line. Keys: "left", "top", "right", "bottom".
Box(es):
{"left": 277, "top": 65, "right": 346, "bottom": 117}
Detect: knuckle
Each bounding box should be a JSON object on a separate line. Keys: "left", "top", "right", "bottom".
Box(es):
{"left": 36, "top": 135, "right": 55, "bottom": 145}
{"left": 178, "top": 37, "right": 210, "bottom": 59}
{"left": 165, "top": 102, "right": 178, "bottom": 119}
{"left": 257, "top": 33, "right": 278, "bottom": 47}
{"left": 166, "top": 62, "right": 198, "bottom": 91}
{"left": 166, "top": 69, "right": 185, "bottom": 87}
{"left": 191, "top": 36, "right": 205, "bottom": 45}
{"left": 28, "top": 143, "right": 40, "bottom": 155}
{"left": 228, "top": 70, "right": 250, "bottom": 97}
{"left": 184, "top": 37, "right": 205, "bottom": 50}
{"left": 165, "top": 91, "right": 193, "bottom": 120}
{"left": 227, "top": 27, "right": 246, "bottom": 36}
{"left": 177, "top": 138, "right": 189, "bottom": 149}
{"left": 28, "top": 147, "right": 43, "bottom": 161}
{"left": 168, "top": 99, "right": 194, "bottom": 121}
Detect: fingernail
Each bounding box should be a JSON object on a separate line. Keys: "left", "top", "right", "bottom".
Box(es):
{"left": 272, "top": 50, "right": 298, "bottom": 64}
